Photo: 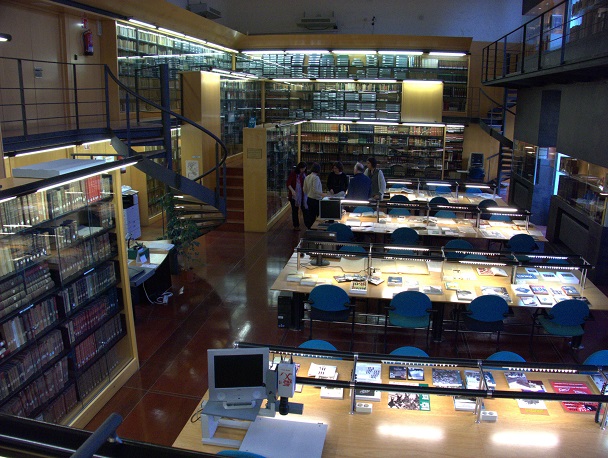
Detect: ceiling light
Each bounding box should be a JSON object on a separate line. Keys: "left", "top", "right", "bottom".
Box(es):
{"left": 285, "top": 50, "right": 329, "bottom": 54}
{"left": 332, "top": 50, "right": 376, "bottom": 55}
{"left": 158, "top": 27, "right": 185, "bottom": 37}
{"left": 128, "top": 18, "right": 156, "bottom": 29}
{"left": 243, "top": 50, "right": 285, "bottom": 55}
{"left": 0, "top": 33, "right": 12, "bottom": 42}
{"left": 428, "top": 51, "right": 467, "bottom": 57}
{"left": 378, "top": 50, "right": 422, "bottom": 55}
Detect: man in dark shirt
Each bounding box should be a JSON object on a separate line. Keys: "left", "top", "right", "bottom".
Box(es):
{"left": 346, "top": 162, "right": 371, "bottom": 200}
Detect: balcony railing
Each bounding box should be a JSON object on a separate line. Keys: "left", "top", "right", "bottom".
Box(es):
{"left": 483, "top": 0, "right": 608, "bottom": 83}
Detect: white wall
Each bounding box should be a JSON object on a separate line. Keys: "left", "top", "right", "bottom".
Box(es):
{"left": 168, "top": 0, "right": 524, "bottom": 42}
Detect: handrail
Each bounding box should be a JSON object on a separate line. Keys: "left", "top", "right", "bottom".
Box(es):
{"left": 479, "top": 88, "right": 516, "bottom": 117}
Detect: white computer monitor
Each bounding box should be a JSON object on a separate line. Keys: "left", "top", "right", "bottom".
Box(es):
{"left": 207, "top": 347, "right": 269, "bottom": 408}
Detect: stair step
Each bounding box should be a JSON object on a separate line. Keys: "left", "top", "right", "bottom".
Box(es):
{"left": 176, "top": 203, "right": 219, "bottom": 212}
{"left": 226, "top": 176, "right": 244, "bottom": 187}
{"left": 179, "top": 213, "right": 225, "bottom": 221}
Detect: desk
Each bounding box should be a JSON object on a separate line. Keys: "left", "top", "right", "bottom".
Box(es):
{"left": 270, "top": 253, "right": 608, "bottom": 339}
{"left": 387, "top": 190, "right": 503, "bottom": 206}
{"left": 174, "top": 356, "right": 608, "bottom": 457}
{"left": 128, "top": 240, "right": 174, "bottom": 305}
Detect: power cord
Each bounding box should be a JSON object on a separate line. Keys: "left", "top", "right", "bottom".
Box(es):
{"left": 142, "top": 284, "right": 174, "bottom": 304}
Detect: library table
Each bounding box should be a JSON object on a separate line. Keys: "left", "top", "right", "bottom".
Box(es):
{"left": 127, "top": 240, "right": 174, "bottom": 306}
{"left": 173, "top": 356, "right": 608, "bottom": 457}
{"left": 386, "top": 190, "right": 502, "bottom": 206}
{"left": 270, "top": 253, "right": 608, "bottom": 340}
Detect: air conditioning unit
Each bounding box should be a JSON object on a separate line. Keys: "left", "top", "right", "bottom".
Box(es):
{"left": 188, "top": 2, "right": 222, "bottom": 20}
{"left": 296, "top": 16, "right": 338, "bottom": 31}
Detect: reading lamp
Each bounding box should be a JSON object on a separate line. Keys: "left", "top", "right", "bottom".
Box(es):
{"left": 0, "top": 33, "right": 12, "bottom": 42}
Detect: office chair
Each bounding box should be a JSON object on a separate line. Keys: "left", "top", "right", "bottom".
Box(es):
{"left": 455, "top": 295, "right": 509, "bottom": 353}
{"left": 435, "top": 186, "right": 452, "bottom": 194}
{"left": 390, "top": 227, "right": 419, "bottom": 245}
{"left": 389, "top": 346, "right": 429, "bottom": 358}
{"left": 298, "top": 339, "right": 338, "bottom": 351}
{"left": 306, "top": 284, "right": 355, "bottom": 350}
{"left": 388, "top": 207, "right": 411, "bottom": 216}
{"left": 389, "top": 195, "right": 409, "bottom": 202}
{"left": 466, "top": 187, "right": 483, "bottom": 194}
{"left": 384, "top": 291, "right": 433, "bottom": 352}
{"left": 429, "top": 196, "right": 449, "bottom": 205}
{"left": 489, "top": 214, "right": 512, "bottom": 223}
{"left": 583, "top": 350, "right": 608, "bottom": 366}
{"left": 486, "top": 351, "right": 526, "bottom": 362}
{"left": 353, "top": 206, "right": 374, "bottom": 214}
{"left": 444, "top": 239, "right": 473, "bottom": 259}
{"left": 506, "top": 233, "right": 539, "bottom": 253}
{"left": 478, "top": 198, "right": 497, "bottom": 219}
{"left": 530, "top": 299, "right": 590, "bottom": 352}
{"left": 434, "top": 210, "right": 457, "bottom": 219}
{"left": 327, "top": 222, "right": 355, "bottom": 242}
{"left": 338, "top": 244, "right": 366, "bottom": 254}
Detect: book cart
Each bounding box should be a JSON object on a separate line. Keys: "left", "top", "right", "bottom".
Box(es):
{"left": 173, "top": 342, "right": 608, "bottom": 456}
{"left": 0, "top": 158, "right": 140, "bottom": 427}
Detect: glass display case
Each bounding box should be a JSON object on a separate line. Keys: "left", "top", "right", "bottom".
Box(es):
{"left": 512, "top": 140, "right": 541, "bottom": 183}
{"left": 266, "top": 123, "right": 299, "bottom": 222}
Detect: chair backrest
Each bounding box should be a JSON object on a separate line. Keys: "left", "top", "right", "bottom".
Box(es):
{"left": 389, "top": 195, "right": 409, "bottom": 202}
{"left": 429, "top": 196, "right": 449, "bottom": 205}
{"left": 327, "top": 222, "right": 354, "bottom": 242}
{"left": 467, "top": 295, "right": 509, "bottom": 322}
{"left": 389, "top": 208, "right": 411, "bottom": 216}
{"left": 583, "top": 350, "right": 608, "bottom": 366}
{"left": 506, "top": 233, "right": 538, "bottom": 253}
{"left": 435, "top": 186, "right": 451, "bottom": 194}
{"left": 486, "top": 351, "right": 526, "bottom": 362}
{"left": 218, "top": 451, "right": 267, "bottom": 458}
{"left": 391, "top": 227, "right": 419, "bottom": 245}
{"left": 298, "top": 339, "right": 338, "bottom": 351}
{"left": 389, "top": 346, "right": 429, "bottom": 357}
{"left": 466, "top": 187, "right": 483, "bottom": 194}
{"left": 489, "top": 214, "right": 512, "bottom": 222}
{"left": 339, "top": 244, "right": 367, "bottom": 253}
{"left": 353, "top": 206, "right": 374, "bottom": 214}
{"left": 387, "top": 248, "right": 415, "bottom": 256}
{"left": 549, "top": 299, "right": 590, "bottom": 326}
{"left": 390, "top": 291, "right": 432, "bottom": 317}
{"left": 434, "top": 210, "right": 457, "bottom": 219}
{"left": 478, "top": 199, "right": 497, "bottom": 209}
{"left": 463, "top": 253, "right": 488, "bottom": 261}
{"left": 444, "top": 239, "right": 473, "bottom": 259}
{"left": 308, "top": 284, "right": 350, "bottom": 312}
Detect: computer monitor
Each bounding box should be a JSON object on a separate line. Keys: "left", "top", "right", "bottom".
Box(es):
{"left": 304, "top": 230, "right": 337, "bottom": 266}
{"left": 207, "top": 347, "right": 269, "bottom": 409}
{"left": 319, "top": 199, "right": 342, "bottom": 223}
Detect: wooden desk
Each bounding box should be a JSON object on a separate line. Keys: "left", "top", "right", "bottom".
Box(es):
{"left": 127, "top": 240, "right": 174, "bottom": 305}
{"left": 270, "top": 253, "right": 608, "bottom": 339}
{"left": 173, "top": 357, "right": 608, "bottom": 457}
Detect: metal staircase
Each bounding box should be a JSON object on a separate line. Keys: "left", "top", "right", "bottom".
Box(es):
{"left": 0, "top": 57, "right": 227, "bottom": 239}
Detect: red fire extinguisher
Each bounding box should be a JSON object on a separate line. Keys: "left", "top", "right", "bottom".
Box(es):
{"left": 83, "top": 18, "right": 93, "bottom": 56}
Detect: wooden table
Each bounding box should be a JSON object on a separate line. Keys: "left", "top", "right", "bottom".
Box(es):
{"left": 270, "top": 253, "right": 608, "bottom": 340}
{"left": 173, "top": 356, "right": 608, "bottom": 457}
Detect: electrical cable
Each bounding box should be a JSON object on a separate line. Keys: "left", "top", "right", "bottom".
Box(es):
{"left": 142, "top": 283, "right": 174, "bottom": 304}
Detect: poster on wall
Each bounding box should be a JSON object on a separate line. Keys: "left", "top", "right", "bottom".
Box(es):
{"left": 186, "top": 160, "right": 199, "bottom": 180}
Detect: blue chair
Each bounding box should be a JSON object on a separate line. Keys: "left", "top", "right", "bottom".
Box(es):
{"left": 387, "top": 248, "right": 416, "bottom": 256}
{"left": 583, "top": 350, "right": 608, "bottom": 366}
{"left": 306, "top": 284, "right": 355, "bottom": 350}
{"left": 456, "top": 295, "right": 509, "bottom": 353}
{"left": 389, "top": 195, "right": 409, "bottom": 202}
{"left": 531, "top": 299, "right": 590, "bottom": 351}
{"left": 466, "top": 187, "right": 483, "bottom": 194}
{"left": 486, "top": 351, "right": 526, "bottom": 362}
{"left": 353, "top": 206, "right": 374, "bottom": 214}
{"left": 444, "top": 239, "right": 473, "bottom": 259}
{"left": 327, "top": 222, "right": 354, "bottom": 242}
{"left": 389, "top": 208, "right": 411, "bottom": 216}
{"left": 384, "top": 291, "right": 433, "bottom": 352}
{"left": 390, "top": 227, "right": 419, "bottom": 245}
{"left": 506, "top": 234, "right": 538, "bottom": 253}
{"left": 218, "top": 451, "right": 266, "bottom": 458}
{"left": 389, "top": 346, "right": 429, "bottom": 358}
{"left": 464, "top": 253, "right": 488, "bottom": 261}
{"left": 478, "top": 198, "right": 497, "bottom": 219}
{"left": 434, "top": 210, "right": 457, "bottom": 219}
{"left": 298, "top": 339, "right": 338, "bottom": 351}
{"left": 429, "top": 196, "right": 449, "bottom": 205}
{"left": 435, "top": 186, "right": 452, "bottom": 194}
{"left": 339, "top": 244, "right": 366, "bottom": 254}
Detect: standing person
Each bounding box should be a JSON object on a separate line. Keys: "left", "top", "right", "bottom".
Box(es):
{"left": 286, "top": 161, "right": 307, "bottom": 230}
{"left": 365, "top": 156, "right": 386, "bottom": 200}
{"left": 326, "top": 161, "right": 349, "bottom": 196}
{"left": 303, "top": 162, "right": 325, "bottom": 229}
{"left": 346, "top": 162, "right": 372, "bottom": 200}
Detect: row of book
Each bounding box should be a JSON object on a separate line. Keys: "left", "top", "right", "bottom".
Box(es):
{"left": 64, "top": 290, "right": 119, "bottom": 344}
{"left": 47, "top": 232, "right": 112, "bottom": 282}
{"left": 76, "top": 346, "right": 120, "bottom": 401}
{"left": 0, "top": 330, "right": 64, "bottom": 401}
{"left": 1, "top": 297, "right": 61, "bottom": 355}
{"left": 41, "top": 383, "right": 78, "bottom": 424}
{"left": 0, "top": 192, "right": 48, "bottom": 231}
{"left": 0, "top": 357, "right": 68, "bottom": 418}
{"left": 0, "top": 236, "right": 49, "bottom": 278}
{"left": 73, "top": 315, "right": 123, "bottom": 370}
{"left": 0, "top": 262, "right": 56, "bottom": 320}
{"left": 59, "top": 262, "right": 117, "bottom": 313}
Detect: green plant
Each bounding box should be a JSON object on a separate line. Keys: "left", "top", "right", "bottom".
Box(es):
{"left": 159, "top": 192, "right": 200, "bottom": 270}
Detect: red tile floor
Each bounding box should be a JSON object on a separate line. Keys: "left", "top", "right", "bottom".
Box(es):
{"left": 85, "top": 210, "right": 608, "bottom": 447}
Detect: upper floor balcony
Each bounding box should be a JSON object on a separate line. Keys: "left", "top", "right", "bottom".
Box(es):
{"left": 483, "top": 0, "right": 608, "bottom": 87}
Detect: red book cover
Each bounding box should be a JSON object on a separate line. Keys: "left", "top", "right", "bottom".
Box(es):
{"left": 549, "top": 380, "right": 598, "bottom": 413}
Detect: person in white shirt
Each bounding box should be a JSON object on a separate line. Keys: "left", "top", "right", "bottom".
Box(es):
{"left": 303, "top": 162, "right": 325, "bottom": 229}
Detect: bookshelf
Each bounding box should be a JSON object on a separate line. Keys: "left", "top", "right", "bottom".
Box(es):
{"left": 444, "top": 124, "right": 465, "bottom": 177}
{"left": 0, "top": 166, "right": 138, "bottom": 427}
{"left": 300, "top": 121, "right": 445, "bottom": 181}
{"left": 221, "top": 80, "right": 262, "bottom": 156}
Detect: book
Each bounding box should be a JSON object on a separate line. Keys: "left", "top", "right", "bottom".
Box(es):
{"left": 350, "top": 281, "right": 368, "bottom": 294}
{"left": 539, "top": 271, "right": 559, "bottom": 281}
{"left": 481, "top": 286, "right": 511, "bottom": 303}
{"left": 432, "top": 369, "right": 464, "bottom": 388}
{"left": 299, "top": 274, "right": 318, "bottom": 286}
{"left": 556, "top": 271, "right": 579, "bottom": 284}
{"left": 549, "top": 380, "right": 598, "bottom": 413}
{"left": 407, "top": 367, "right": 425, "bottom": 381}
{"left": 520, "top": 296, "right": 539, "bottom": 306}
{"left": 354, "top": 388, "right": 382, "bottom": 402}
{"left": 388, "top": 385, "right": 430, "bottom": 411}
{"left": 521, "top": 379, "right": 546, "bottom": 393}
{"left": 464, "top": 370, "right": 496, "bottom": 389}
{"left": 590, "top": 374, "right": 606, "bottom": 392}
{"left": 421, "top": 285, "right": 442, "bottom": 295}
{"left": 536, "top": 295, "right": 555, "bottom": 306}
{"left": 387, "top": 276, "right": 403, "bottom": 287}
{"left": 529, "top": 284, "right": 549, "bottom": 295}
{"left": 308, "top": 363, "right": 337, "bottom": 379}
{"left": 320, "top": 387, "right": 344, "bottom": 399}
{"left": 388, "top": 365, "right": 408, "bottom": 380}
{"left": 368, "top": 276, "right": 384, "bottom": 286}
{"left": 453, "top": 396, "right": 481, "bottom": 412}
{"left": 476, "top": 267, "right": 508, "bottom": 277}
{"left": 456, "top": 289, "right": 475, "bottom": 301}
{"left": 515, "top": 273, "right": 538, "bottom": 283}
{"left": 444, "top": 281, "right": 459, "bottom": 290}
{"left": 354, "top": 362, "right": 382, "bottom": 383}
{"left": 525, "top": 268, "right": 539, "bottom": 274}
{"left": 504, "top": 371, "right": 530, "bottom": 390}
{"left": 403, "top": 279, "right": 420, "bottom": 291}
{"left": 517, "top": 398, "right": 549, "bottom": 415}
{"left": 561, "top": 285, "right": 580, "bottom": 296}
{"left": 512, "top": 285, "right": 534, "bottom": 297}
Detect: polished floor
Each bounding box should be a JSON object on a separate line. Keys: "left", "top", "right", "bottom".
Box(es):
{"left": 84, "top": 209, "right": 608, "bottom": 447}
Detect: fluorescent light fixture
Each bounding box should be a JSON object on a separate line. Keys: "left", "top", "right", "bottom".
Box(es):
{"left": 446, "top": 124, "right": 465, "bottom": 128}
{"left": 403, "top": 80, "right": 443, "bottom": 85}
{"left": 385, "top": 246, "right": 430, "bottom": 252}
{"left": 243, "top": 50, "right": 285, "bottom": 55}
{"left": 128, "top": 18, "right": 156, "bottom": 29}
{"left": 426, "top": 182, "right": 451, "bottom": 187}
{"left": 206, "top": 41, "right": 238, "bottom": 53}
{"left": 0, "top": 33, "right": 12, "bottom": 42}
{"left": 158, "top": 27, "right": 185, "bottom": 37}
{"left": 310, "top": 119, "right": 353, "bottom": 124}
{"left": 36, "top": 161, "right": 138, "bottom": 193}
{"left": 378, "top": 50, "right": 423, "bottom": 55}
{"left": 82, "top": 139, "right": 111, "bottom": 147}
{"left": 429, "top": 51, "right": 467, "bottom": 57}
{"left": 0, "top": 196, "right": 16, "bottom": 205}
{"left": 356, "top": 121, "right": 399, "bottom": 126}
{"left": 15, "top": 144, "right": 77, "bottom": 157}
{"left": 341, "top": 199, "right": 372, "bottom": 205}
{"left": 332, "top": 50, "right": 376, "bottom": 55}
{"left": 401, "top": 122, "right": 445, "bottom": 127}
{"left": 357, "top": 79, "right": 398, "bottom": 83}
{"left": 273, "top": 78, "right": 312, "bottom": 83}
{"left": 464, "top": 184, "right": 491, "bottom": 189}
{"left": 459, "top": 260, "right": 507, "bottom": 266}
{"left": 285, "top": 50, "right": 329, "bottom": 54}
{"left": 387, "top": 181, "right": 414, "bottom": 185}
{"left": 486, "top": 207, "right": 519, "bottom": 212}
{"left": 316, "top": 78, "right": 354, "bottom": 83}
{"left": 185, "top": 35, "right": 207, "bottom": 44}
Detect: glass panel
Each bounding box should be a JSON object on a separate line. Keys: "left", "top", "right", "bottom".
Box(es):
{"left": 267, "top": 124, "right": 298, "bottom": 222}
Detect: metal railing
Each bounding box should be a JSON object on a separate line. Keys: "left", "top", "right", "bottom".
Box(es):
{"left": 482, "top": 0, "right": 608, "bottom": 82}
